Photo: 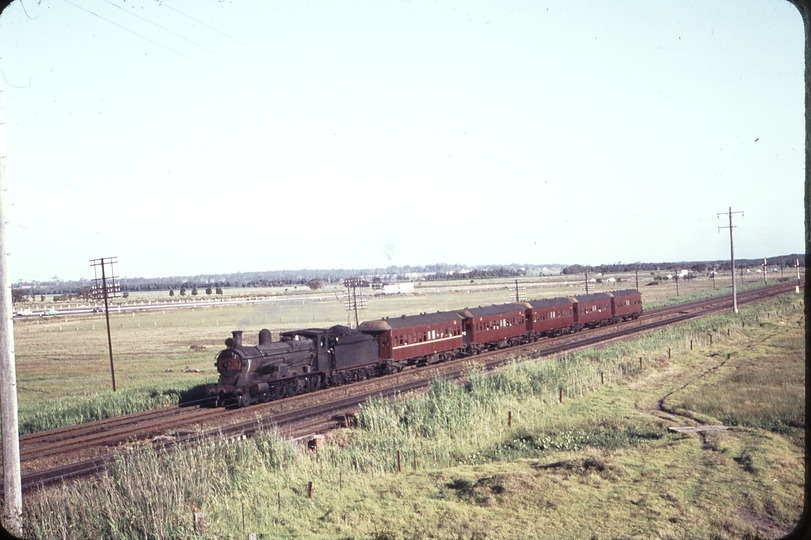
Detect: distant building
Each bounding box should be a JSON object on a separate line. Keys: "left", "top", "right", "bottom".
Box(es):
{"left": 381, "top": 283, "right": 415, "bottom": 295}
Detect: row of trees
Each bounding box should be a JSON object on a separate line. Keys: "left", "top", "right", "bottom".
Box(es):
{"left": 420, "top": 267, "right": 527, "bottom": 281}
{"left": 12, "top": 289, "right": 130, "bottom": 304}
{"left": 12, "top": 255, "right": 803, "bottom": 302}
{"left": 561, "top": 255, "right": 804, "bottom": 276}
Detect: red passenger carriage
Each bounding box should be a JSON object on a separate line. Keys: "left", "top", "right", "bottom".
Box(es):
{"left": 609, "top": 289, "right": 643, "bottom": 320}
{"left": 357, "top": 310, "right": 465, "bottom": 365}
{"left": 524, "top": 296, "right": 575, "bottom": 337}
{"left": 456, "top": 303, "right": 529, "bottom": 353}
{"left": 571, "top": 292, "right": 614, "bottom": 329}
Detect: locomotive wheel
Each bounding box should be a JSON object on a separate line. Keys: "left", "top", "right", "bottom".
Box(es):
{"left": 273, "top": 385, "right": 286, "bottom": 400}
{"left": 307, "top": 376, "right": 320, "bottom": 392}
{"left": 239, "top": 393, "right": 252, "bottom": 408}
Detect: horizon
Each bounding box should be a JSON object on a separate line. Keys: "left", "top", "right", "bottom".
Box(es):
{"left": 13, "top": 251, "right": 805, "bottom": 286}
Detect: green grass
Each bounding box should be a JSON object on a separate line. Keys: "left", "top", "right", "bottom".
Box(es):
{"left": 18, "top": 293, "right": 805, "bottom": 539}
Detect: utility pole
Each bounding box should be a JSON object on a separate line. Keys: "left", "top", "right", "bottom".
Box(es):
{"left": 90, "top": 257, "right": 119, "bottom": 392}
{"left": 763, "top": 258, "right": 767, "bottom": 284}
{"left": 0, "top": 74, "right": 23, "bottom": 537}
{"left": 512, "top": 278, "right": 525, "bottom": 303}
{"left": 796, "top": 258, "right": 802, "bottom": 293}
{"left": 717, "top": 207, "right": 743, "bottom": 313}
{"left": 343, "top": 278, "right": 368, "bottom": 328}
{"left": 584, "top": 268, "right": 589, "bottom": 294}
{"left": 634, "top": 268, "right": 639, "bottom": 291}
{"left": 674, "top": 272, "right": 680, "bottom": 296}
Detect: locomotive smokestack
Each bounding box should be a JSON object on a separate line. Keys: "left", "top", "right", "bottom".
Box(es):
{"left": 231, "top": 330, "right": 243, "bottom": 347}
{"left": 258, "top": 328, "right": 272, "bottom": 347}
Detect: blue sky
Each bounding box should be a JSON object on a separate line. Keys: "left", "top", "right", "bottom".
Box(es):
{"left": 0, "top": 0, "right": 804, "bottom": 281}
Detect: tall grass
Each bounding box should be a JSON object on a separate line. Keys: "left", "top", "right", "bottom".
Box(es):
{"left": 16, "top": 383, "right": 210, "bottom": 435}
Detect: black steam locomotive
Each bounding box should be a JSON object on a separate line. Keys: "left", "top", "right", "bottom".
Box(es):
{"left": 206, "top": 290, "right": 643, "bottom": 407}
{"left": 208, "top": 325, "right": 384, "bottom": 407}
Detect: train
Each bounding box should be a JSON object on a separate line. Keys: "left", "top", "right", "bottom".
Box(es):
{"left": 206, "top": 289, "right": 643, "bottom": 407}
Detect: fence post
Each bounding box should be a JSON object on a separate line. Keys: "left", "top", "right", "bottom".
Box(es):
{"left": 508, "top": 411, "right": 512, "bottom": 427}
{"left": 193, "top": 511, "right": 205, "bottom": 535}
{"left": 559, "top": 387, "right": 563, "bottom": 403}
{"left": 308, "top": 481, "right": 313, "bottom": 499}
{"left": 396, "top": 451, "right": 401, "bottom": 473}
{"left": 600, "top": 372, "right": 604, "bottom": 385}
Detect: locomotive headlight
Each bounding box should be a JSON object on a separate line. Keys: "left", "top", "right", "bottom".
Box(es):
{"left": 216, "top": 350, "right": 244, "bottom": 378}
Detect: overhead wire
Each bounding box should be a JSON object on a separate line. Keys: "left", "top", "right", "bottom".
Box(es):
{"left": 157, "top": 0, "right": 554, "bottom": 181}
{"left": 65, "top": 0, "right": 505, "bottom": 181}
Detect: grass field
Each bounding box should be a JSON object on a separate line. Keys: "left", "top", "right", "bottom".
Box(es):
{"left": 8, "top": 274, "right": 800, "bottom": 434}
{"left": 15, "top": 287, "right": 805, "bottom": 539}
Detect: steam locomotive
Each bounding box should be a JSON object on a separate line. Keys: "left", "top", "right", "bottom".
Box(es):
{"left": 206, "top": 289, "right": 642, "bottom": 407}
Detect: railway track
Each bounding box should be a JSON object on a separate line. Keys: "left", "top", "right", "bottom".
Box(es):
{"left": 1, "top": 282, "right": 802, "bottom": 497}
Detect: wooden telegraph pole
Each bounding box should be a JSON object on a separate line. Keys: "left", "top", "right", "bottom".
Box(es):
{"left": 0, "top": 73, "right": 23, "bottom": 537}
{"left": 90, "top": 257, "right": 120, "bottom": 391}
{"left": 717, "top": 207, "right": 743, "bottom": 313}
{"left": 796, "top": 258, "right": 802, "bottom": 294}
{"left": 343, "top": 278, "right": 368, "bottom": 329}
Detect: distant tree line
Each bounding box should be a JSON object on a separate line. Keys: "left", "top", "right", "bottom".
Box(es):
{"left": 421, "top": 267, "right": 527, "bottom": 281}
{"left": 11, "top": 255, "right": 803, "bottom": 302}
{"left": 561, "top": 254, "right": 804, "bottom": 276}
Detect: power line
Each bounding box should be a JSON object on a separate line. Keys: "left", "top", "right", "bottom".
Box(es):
{"left": 158, "top": 0, "right": 537, "bottom": 180}
{"left": 65, "top": 0, "right": 490, "bottom": 181}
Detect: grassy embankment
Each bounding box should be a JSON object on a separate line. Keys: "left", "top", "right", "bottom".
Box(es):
{"left": 10, "top": 274, "right": 790, "bottom": 435}
{"left": 17, "top": 292, "right": 804, "bottom": 539}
